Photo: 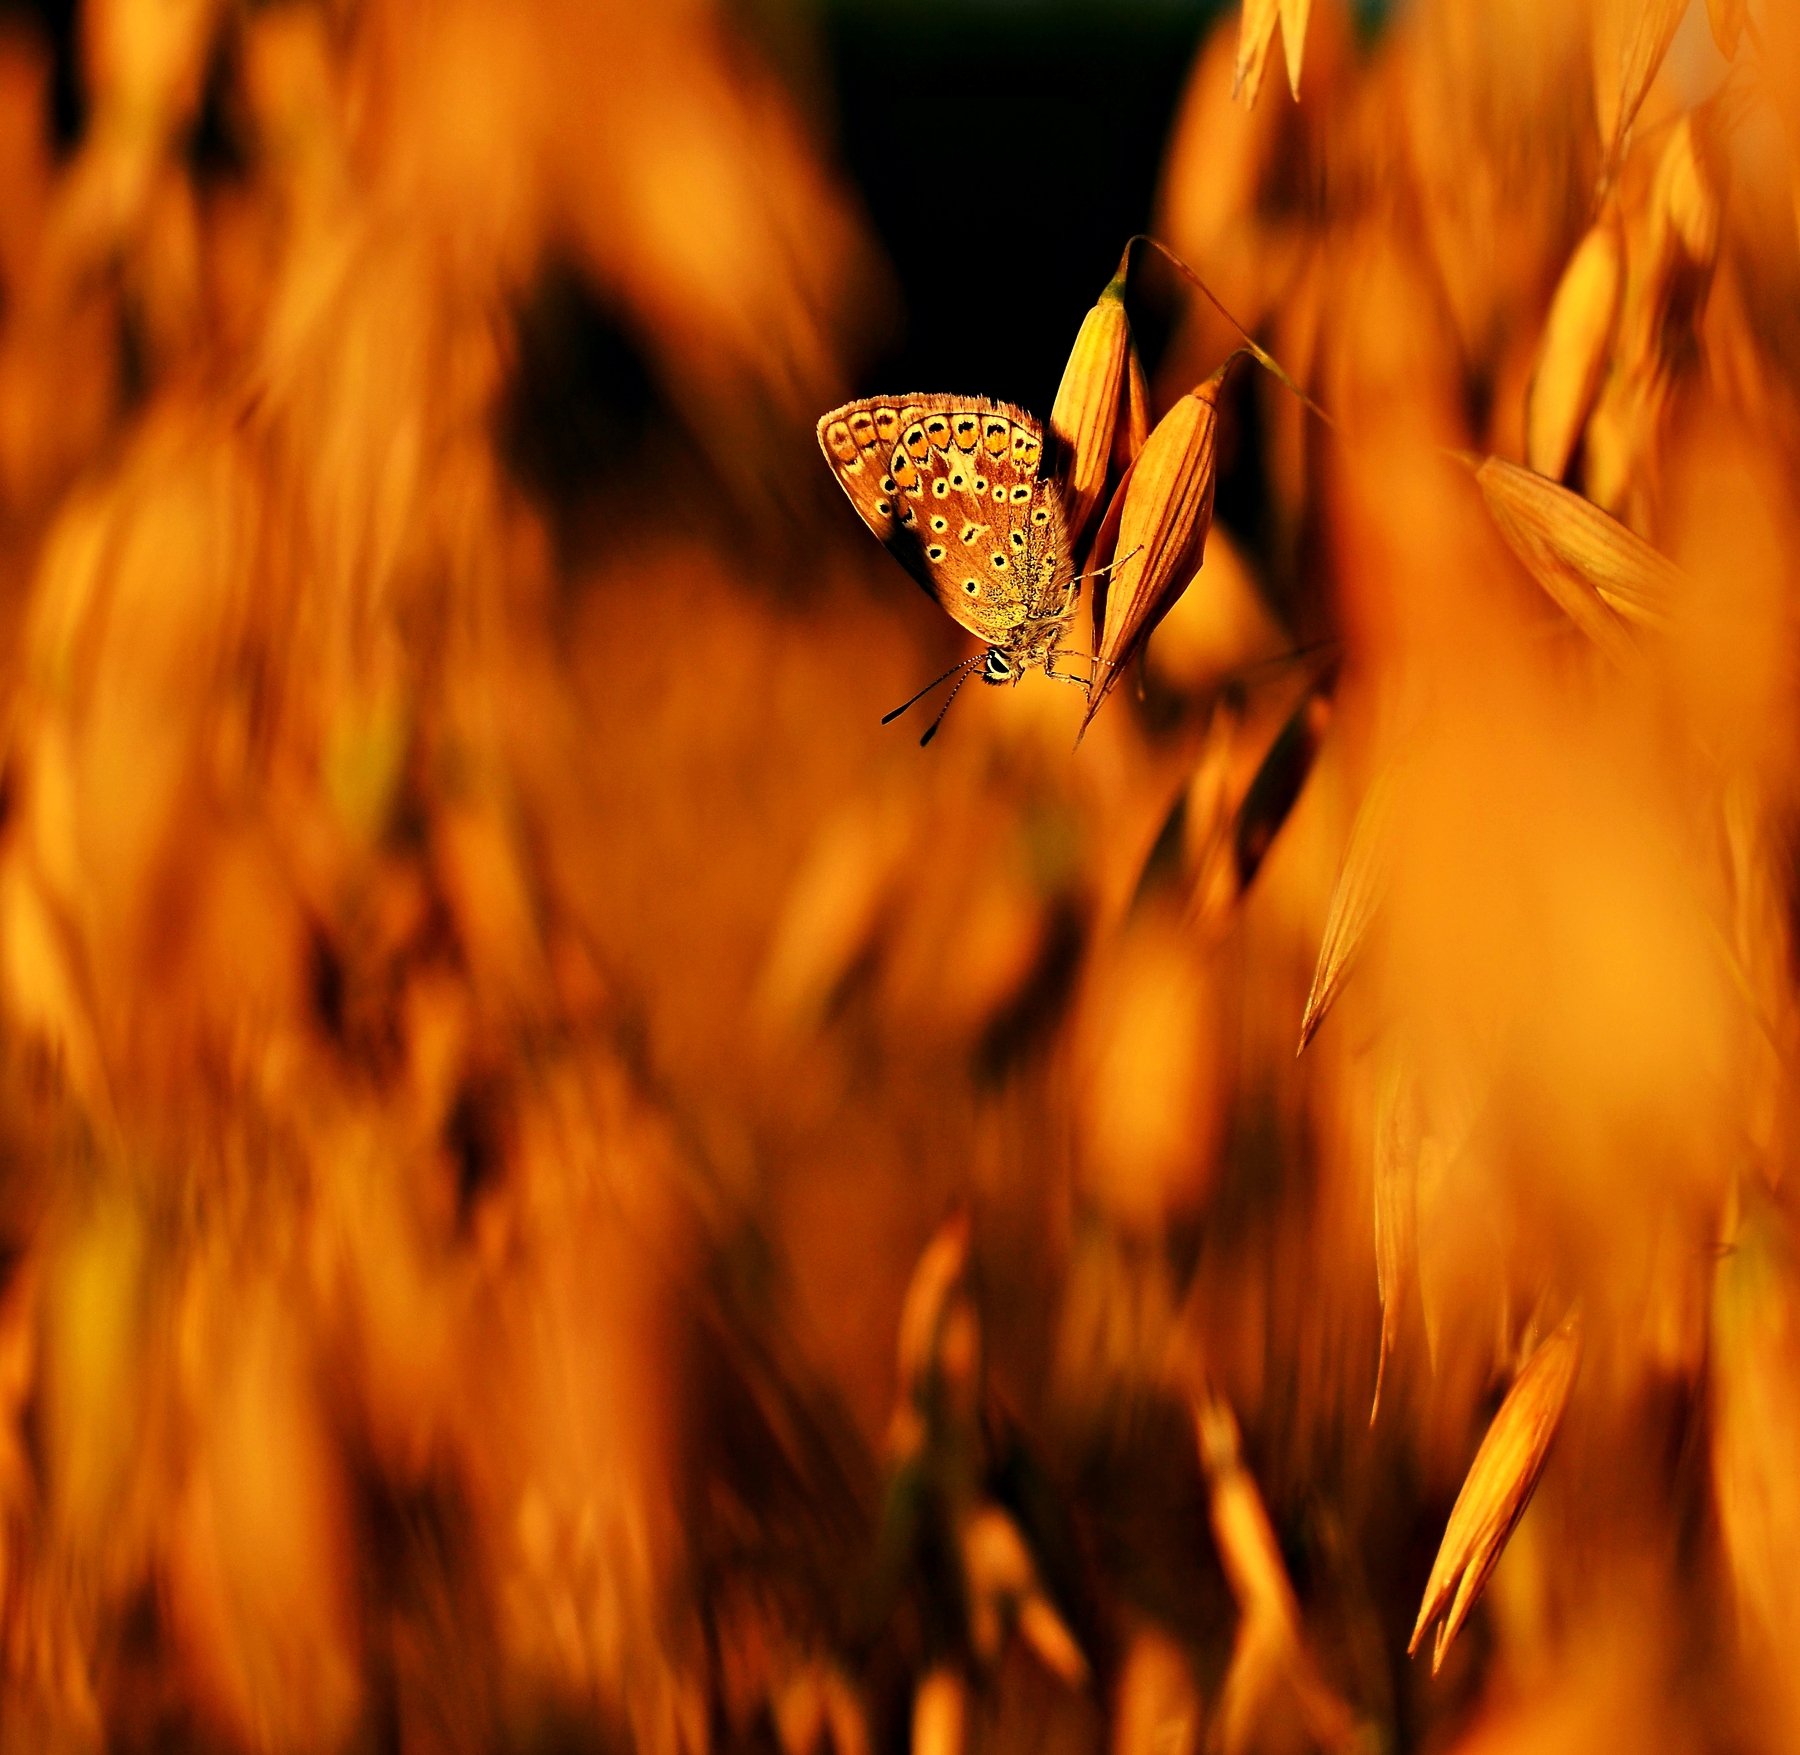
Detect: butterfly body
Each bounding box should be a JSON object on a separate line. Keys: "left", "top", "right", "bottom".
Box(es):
{"left": 818, "top": 394, "right": 1082, "bottom": 686}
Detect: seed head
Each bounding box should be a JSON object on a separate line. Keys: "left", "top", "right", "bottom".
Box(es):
{"left": 1050, "top": 248, "right": 1140, "bottom": 544}
{"left": 1080, "top": 365, "right": 1228, "bottom": 738}
{"left": 1473, "top": 454, "right": 1680, "bottom": 663}
{"left": 1410, "top": 1310, "right": 1583, "bottom": 1673}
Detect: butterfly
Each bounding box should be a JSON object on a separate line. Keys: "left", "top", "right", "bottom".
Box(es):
{"left": 817, "top": 396, "right": 1089, "bottom": 734}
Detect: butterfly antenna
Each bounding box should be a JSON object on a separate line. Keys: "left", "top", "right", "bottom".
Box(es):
{"left": 882, "top": 655, "right": 983, "bottom": 726}
{"left": 919, "top": 668, "right": 978, "bottom": 747}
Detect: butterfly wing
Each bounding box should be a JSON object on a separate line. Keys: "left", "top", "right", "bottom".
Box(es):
{"left": 819, "top": 395, "right": 1073, "bottom": 646}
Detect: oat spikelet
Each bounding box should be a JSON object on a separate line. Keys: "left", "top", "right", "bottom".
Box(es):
{"left": 1410, "top": 1310, "right": 1583, "bottom": 1673}
{"left": 1472, "top": 455, "right": 1680, "bottom": 654}
{"left": 1050, "top": 247, "right": 1140, "bottom": 545}
{"left": 1584, "top": 99, "right": 1730, "bottom": 519}
{"left": 1526, "top": 211, "right": 1624, "bottom": 482}
{"left": 1705, "top": 0, "right": 1747, "bottom": 59}
{"left": 1278, "top": 0, "right": 1312, "bottom": 100}
{"left": 1233, "top": 0, "right": 1281, "bottom": 108}
{"left": 1081, "top": 367, "right": 1226, "bottom": 738}
{"left": 1298, "top": 760, "right": 1399, "bottom": 1055}
{"left": 1594, "top": 0, "right": 1690, "bottom": 167}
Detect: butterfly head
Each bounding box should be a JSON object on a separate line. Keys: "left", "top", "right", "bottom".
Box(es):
{"left": 982, "top": 649, "right": 1016, "bottom": 687}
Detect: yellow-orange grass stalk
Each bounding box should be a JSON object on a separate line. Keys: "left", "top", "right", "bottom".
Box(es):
{"left": 1525, "top": 210, "right": 1623, "bottom": 482}
{"left": 1371, "top": 1055, "right": 1421, "bottom": 1422}
{"left": 912, "top": 1667, "right": 967, "bottom": 1755}
{"left": 1473, "top": 455, "right": 1679, "bottom": 661}
{"left": 1081, "top": 366, "right": 1227, "bottom": 739}
{"left": 1113, "top": 1626, "right": 1201, "bottom": 1755}
{"left": 960, "top": 1503, "right": 1088, "bottom": 1685}
{"left": 1195, "top": 1391, "right": 1354, "bottom": 1751}
{"left": 889, "top": 1209, "right": 978, "bottom": 1462}
{"left": 1195, "top": 1391, "right": 1301, "bottom": 1633}
{"left": 1411, "top": 1310, "right": 1583, "bottom": 1673}
{"left": 1050, "top": 246, "right": 1140, "bottom": 544}
{"left": 1712, "top": 1199, "right": 1800, "bottom": 1674}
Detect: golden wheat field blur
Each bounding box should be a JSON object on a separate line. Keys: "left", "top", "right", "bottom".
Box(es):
{"left": 0, "top": 0, "right": 1794, "bottom": 1749}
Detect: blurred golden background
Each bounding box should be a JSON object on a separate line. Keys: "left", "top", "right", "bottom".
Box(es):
{"left": 0, "top": 0, "right": 1795, "bottom": 1750}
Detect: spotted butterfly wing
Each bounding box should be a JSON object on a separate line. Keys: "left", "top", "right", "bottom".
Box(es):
{"left": 818, "top": 396, "right": 1076, "bottom": 649}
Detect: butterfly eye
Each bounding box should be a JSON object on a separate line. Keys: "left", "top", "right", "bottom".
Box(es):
{"left": 927, "top": 544, "right": 947, "bottom": 562}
